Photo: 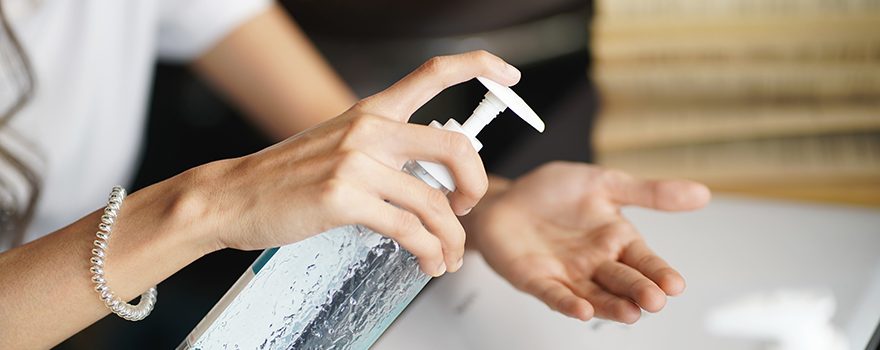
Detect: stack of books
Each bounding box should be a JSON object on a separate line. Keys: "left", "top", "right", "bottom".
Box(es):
{"left": 591, "top": 0, "right": 880, "bottom": 206}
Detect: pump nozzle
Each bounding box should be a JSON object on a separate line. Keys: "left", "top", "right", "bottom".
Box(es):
{"left": 414, "top": 77, "right": 545, "bottom": 191}
{"left": 469, "top": 77, "right": 545, "bottom": 133}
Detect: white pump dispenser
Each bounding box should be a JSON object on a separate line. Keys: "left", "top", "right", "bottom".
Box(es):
{"left": 179, "top": 77, "right": 544, "bottom": 350}
{"left": 416, "top": 77, "right": 545, "bottom": 191}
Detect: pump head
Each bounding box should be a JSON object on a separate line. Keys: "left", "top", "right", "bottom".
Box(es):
{"left": 472, "top": 77, "right": 544, "bottom": 133}
{"left": 415, "top": 77, "right": 545, "bottom": 191}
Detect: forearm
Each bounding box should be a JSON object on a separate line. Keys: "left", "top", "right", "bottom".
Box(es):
{"left": 193, "top": 4, "right": 356, "bottom": 139}
{"left": 0, "top": 171, "right": 214, "bottom": 349}
{"left": 462, "top": 174, "right": 511, "bottom": 250}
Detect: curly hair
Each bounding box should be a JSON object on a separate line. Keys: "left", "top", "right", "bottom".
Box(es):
{"left": 0, "top": 0, "right": 39, "bottom": 248}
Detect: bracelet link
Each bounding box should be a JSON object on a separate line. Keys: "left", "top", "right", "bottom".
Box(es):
{"left": 89, "top": 186, "right": 158, "bottom": 321}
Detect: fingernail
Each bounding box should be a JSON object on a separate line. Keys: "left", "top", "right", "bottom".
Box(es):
{"left": 455, "top": 257, "right": 464, "bottom": 271}
{"left": 460, "top": 207, "right": 473, "bottom": 216}
{"left": 435, "top": 262, "right": 447, "bottom": 277}
{"left": 505, "top": 64, "right": 521, "bottom": 81}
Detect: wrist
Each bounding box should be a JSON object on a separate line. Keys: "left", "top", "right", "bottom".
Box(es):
{"left": 133, "top": 165, "right": 225, "bottom": 259}
{"left": 94, "top": 171, "right": 219, "bottom": 303}
{"left": 486, "top": 174, "right": 512, "bottom": 197}
{"left": 462, "top": 175, "right": 511, "bottom": 251}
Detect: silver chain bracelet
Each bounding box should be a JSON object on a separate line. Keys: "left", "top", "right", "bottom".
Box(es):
{"left": 89, "top": 186, "right": 158, "bottom": 321}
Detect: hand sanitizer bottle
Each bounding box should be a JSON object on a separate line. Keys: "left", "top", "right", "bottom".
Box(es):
{"left": 178, "top": 77, "right": 545, "bottom": 350}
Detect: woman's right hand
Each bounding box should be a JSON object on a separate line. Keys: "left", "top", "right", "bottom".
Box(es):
{"left": 182, "top": 51, "right": 521, "bottom": 276}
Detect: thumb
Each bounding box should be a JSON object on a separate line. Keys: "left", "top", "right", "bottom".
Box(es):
{"left": 605, "top": 170, "right": 711, "bottom": 211}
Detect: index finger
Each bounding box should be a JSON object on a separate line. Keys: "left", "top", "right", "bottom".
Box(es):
{"left": 358, "top": 50, "right": 522, "bottom": 121}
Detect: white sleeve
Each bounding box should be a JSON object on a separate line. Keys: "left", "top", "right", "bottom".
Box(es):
{"left": 157, "top": 0, "right": 273, "bottom": 61}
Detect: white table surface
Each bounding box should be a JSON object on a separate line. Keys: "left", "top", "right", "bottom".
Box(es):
{"left": 374, "top": 196, "right": 880, "bottom": 350}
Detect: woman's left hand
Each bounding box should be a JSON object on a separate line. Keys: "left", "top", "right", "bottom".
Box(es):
{"left": 467, "top": 161, "right": 710, "bottom": 323}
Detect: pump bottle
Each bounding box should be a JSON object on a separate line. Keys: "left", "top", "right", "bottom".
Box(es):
{"left": 179, "top": 77, "right": 544, "bottom": 350}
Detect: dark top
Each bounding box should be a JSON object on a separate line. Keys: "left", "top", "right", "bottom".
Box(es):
{"left": 283, "top": 0, "right": 586, "bottom": 38}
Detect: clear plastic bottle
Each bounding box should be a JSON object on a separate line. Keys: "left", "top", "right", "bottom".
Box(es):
{"left": 178, "top": 161, "right": 448, "bottom": 350}
{"left": 179, "top": 77, "right": 544, "bottom": 349}
{"left": 288, "top": 160, "right": 450, "bottom": 349}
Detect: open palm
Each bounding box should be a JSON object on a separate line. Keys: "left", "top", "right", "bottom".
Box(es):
{"left": 469, "top": 162, "right": 710, "bottom": 323}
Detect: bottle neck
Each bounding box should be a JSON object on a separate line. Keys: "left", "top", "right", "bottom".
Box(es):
{"left": 461, "top": 92, "right": 506, "bottom": 137}
{"left": 403, "top": 160, "right": 451, "bottom": 194}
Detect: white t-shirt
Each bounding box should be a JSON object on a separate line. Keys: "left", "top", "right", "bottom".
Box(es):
{"left": 0, "top": 0, "right": 271, "bottom": 250}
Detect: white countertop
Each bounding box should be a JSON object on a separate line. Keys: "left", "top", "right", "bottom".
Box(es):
{"left": 374, "top": 196, "right": 880, "bottom": 350}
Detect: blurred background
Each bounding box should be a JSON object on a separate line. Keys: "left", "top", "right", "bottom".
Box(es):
{"left": 58, "top": 0, "right": 880, "bottom": 349}
{"left": 590, "top": 0, "right": 880, "bottom": 206}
